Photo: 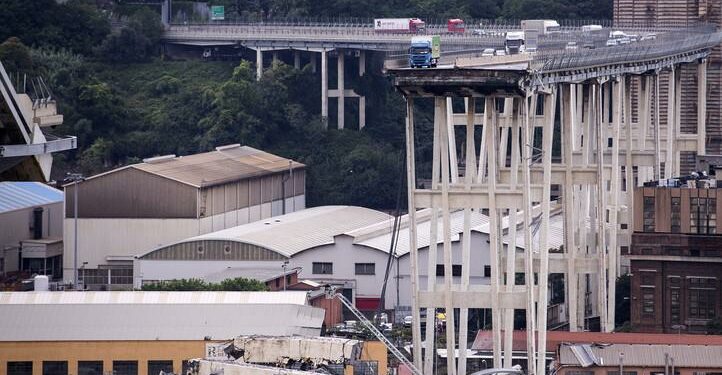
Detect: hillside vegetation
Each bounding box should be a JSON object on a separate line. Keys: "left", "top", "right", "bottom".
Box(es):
{"left": 0, "top": 0, "right": 611, "bottom": 209}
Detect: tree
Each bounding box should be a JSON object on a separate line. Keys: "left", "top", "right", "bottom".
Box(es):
{"left": 0, "top": 37, "right": 33, "bottom": 74}
{"left": 140, "top": 277, "right": 268, "bottom": 291}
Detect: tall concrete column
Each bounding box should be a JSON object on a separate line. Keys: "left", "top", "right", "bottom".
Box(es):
{"left": 272, "top": 51, "right": 279, "bottom": 64}
{"left": 654, "top": 72, "right": 661, "bottom": 179}
{"left": 294, "top": 50, "right": 301, "bottom": 69}
{"left": 594, "top": 82, "right": 609, "bottom": 333}
{"left": 359, "top": 50, "right": 366, "bottom": 76}
{"left": 311, "top": 54, "right": 317, "bottom": 73}
{"left": 665, "top": 66, "right": 676, "bottom": 179}
{"left": 358, "top": 50, "right": 367, "bottom": 129}
{"left": 562, "top": 84, "right": 579, "bottom": 332}
{"left": 256, "top": 49, "right": 263, "bottom": 81}
{"left": 537, "top": 87, "right": 557, "bottom": 375}
{"left": 698, "top": 59, "right": 708, "bottom": 155}
{"left": 359, "top": 97, "right": 366, "bottom": 129}
{"left": 337, "top": 50, "right": 345, "bottom": 130}
{"left": 321, "top": 50, "right": 328, "bottom": 127}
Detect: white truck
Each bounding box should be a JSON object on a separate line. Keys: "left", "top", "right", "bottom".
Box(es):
{"left": 521, "top": 19, "right": 561, "bottom": 35}
{"left": 505, "top": 31, "right": 526, "bottom": 55}
{"left": 373, "top": 18, "right": 426, "bottom": 33}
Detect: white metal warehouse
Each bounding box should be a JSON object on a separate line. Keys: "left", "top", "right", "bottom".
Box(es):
{"left": 63, "top": 144, "right": 305, "bottom": 290}
{"left": 0, "top": 291, "right": 324, "bottom": 340}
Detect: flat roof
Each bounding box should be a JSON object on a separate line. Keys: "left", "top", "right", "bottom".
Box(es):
{"left": 0, "top": 182, "right": 63, "bottom": 214}
{"left": 0, "top": 291, "right": 324, "bottom": 341}
{"left": 77, "top": 145, "right": 304, "bottom": 188}
{"left": 0, "top": 290, "right": 310, "bottom": 305}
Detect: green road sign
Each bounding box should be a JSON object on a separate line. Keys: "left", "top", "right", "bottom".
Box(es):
{"left": 211, "top": 5, "right": 225, "bottom": 21}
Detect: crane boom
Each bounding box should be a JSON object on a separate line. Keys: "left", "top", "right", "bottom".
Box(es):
{"left": 324, "top": 286, "right": 423, "bottom": 375}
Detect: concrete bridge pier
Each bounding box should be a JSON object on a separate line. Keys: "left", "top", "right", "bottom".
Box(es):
{"left": 324, "top": 49, "right": 367, "bottom": 130}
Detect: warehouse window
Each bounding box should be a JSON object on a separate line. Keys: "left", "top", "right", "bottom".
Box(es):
{"left": 148, "top": 361, "right": 173, "bottom": 375}
{"left": 8, "top": 362, "right": 32, "bottom": 375}
{"left": 43, "top": 362, "right": 68, "bottom": 375}
{"left": 312, "top": 262, "right": 333, "bottom": 275}
{"left": 641, "top": 287, "right": 655, "bottom": 318}
{"left": 670, "top": 287, "right": 681, "bottom": 325}
{"left": 436, "top": 264, "right": 462, "bottom": 277}
{"left": 484, "top": 265, "right": 491, "bottom": 278}
{"left": 113, "top": 361, "right": 138, "bottom": 375}
{"left": 688, "top": 277, "right": 717, "bottom": 320}
{"left": 643, "top": 196, "right": 655, "bottom": 232}
{"left": 355, "top": 263, "right": 375, "bottom": 275}
{"left": 78, "top": 361, "right": 103, "bottom": 375}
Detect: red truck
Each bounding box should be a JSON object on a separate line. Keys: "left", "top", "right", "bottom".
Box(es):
{"left": 447, "top": 19, "right": 465, "bottom": 33}
{"left": 373, "top": 18, "right": 426, "bottom": 33}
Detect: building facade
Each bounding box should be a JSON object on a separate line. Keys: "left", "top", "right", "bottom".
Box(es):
{"left": 63, "top": 145, "right": 305, "bottom": 289}
{"left": 0, "top": 291, "right": 324, "bottom": 375}
{"left": 0, "top": 182, "right": 64, "bottom": 280}
{"left": 629, "top": 184, "right": 722, "bottom": 333}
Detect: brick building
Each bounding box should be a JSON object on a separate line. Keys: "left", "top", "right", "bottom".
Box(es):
{"left": 628, "top": 181, "right": 722, "bottom": 333}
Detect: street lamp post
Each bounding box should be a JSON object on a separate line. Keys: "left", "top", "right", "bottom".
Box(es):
{"left": 282, "top": 260, "right": 289, "bottom": 291}
{"left": 64, "top": 173, "right": 85, "bottom": 290}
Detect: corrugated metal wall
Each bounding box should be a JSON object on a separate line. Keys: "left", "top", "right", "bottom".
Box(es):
{"left": 68, "top": 168, "right": 306, "bottom": 219}
{"left": 65, "top": 168, "right": 198, "bottom": 219}
{"left": 200, "top": 169, "right": 305, "bottom": 218}
{"left": 140, "top": 239, "right": 287, "bottom": 261}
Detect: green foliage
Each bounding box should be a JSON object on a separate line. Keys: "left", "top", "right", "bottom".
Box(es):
{"left": 615, "top": 274, "right": 631, "bottom": 329}
{"left": 7, "top": 0, "right": 613, "bottom": 211}
{"left": 95, "top": 7, "right": 163, "bottom": 64}
{"left": 140, "top": 277, "right": 268, "bottom": 291}
{"left": 215, "top": 0, "right": 610, "bottom": 20}
{"left": 0, "top": 37, "right": 33, "bottom": 74}
{"left": 0, "top": 0, "right": 110, "bottom": 56}
{"left": 707, "top": 318, "right": 722, "bottom": 335}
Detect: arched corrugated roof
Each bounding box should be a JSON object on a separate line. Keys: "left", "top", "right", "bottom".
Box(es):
{"left": 138, "top": 206, "right": 392, "bottom": 259}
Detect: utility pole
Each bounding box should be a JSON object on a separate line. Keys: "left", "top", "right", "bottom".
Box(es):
{"left": 64, "top": 173, "right": 85, "bottom": 290}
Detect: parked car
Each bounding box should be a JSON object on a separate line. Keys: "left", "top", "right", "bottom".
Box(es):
{"left": 403, "top": 315, "right": 413, "bottom": 327}
{"left": 482, "top": 48, "right": 495, "bottom": 57}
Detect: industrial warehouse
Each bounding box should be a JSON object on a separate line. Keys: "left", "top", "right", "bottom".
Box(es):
{"left": 62, "top": 145, "right": 305, "bottom": 290}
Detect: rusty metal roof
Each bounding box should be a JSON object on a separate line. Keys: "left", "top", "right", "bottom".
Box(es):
{"left": 471, "top": 330, "right": 722, "bottom": 352}
{"left": 559, "top": 343, "right": 722, "bottom": 367}
{"left": 82, "top": 145, "right": 304, "bottom": 188}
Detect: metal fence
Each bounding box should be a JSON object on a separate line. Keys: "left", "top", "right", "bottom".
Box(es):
{"left": 173, "top": 16, "right": 709, "bottom": 33}
{"left": 530, "top": 28, "right": 721, "bottom": 73}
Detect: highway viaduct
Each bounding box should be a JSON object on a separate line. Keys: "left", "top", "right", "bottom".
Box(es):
{"left": 161, "top": 22, "right": 510, "bottom": 130}
{"left": 387, "top": 26, "right": 721, "bottom": 375}
{"left": 161, "top": 20, "right": 722, "bottom": 374}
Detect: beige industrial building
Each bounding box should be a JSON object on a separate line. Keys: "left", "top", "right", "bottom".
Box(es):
{"left": 0, "top": 291, "right": 324, "bottom": 375}
{"left": 0, "top": 182, "right": 64, "bottom": 278}
{"left": 63, "top": 145, "right": 305, "bottom": 289}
